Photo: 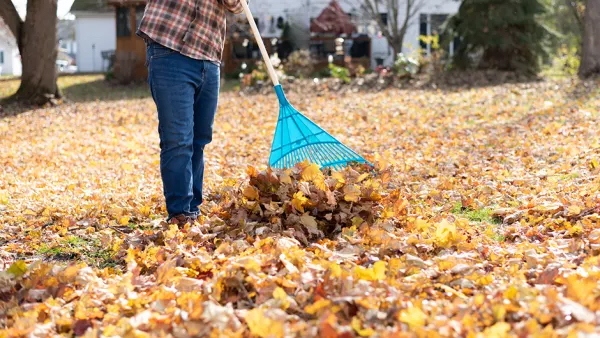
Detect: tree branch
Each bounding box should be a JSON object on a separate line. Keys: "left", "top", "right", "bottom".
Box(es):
{"left": 0, "top": 0, "right": 23, "bottom": 48}
{"left": 564, "top": 0, "right": 584, "bottom": 34}
{"left": 362, "top": 0, "right": 393, "bottom": 43}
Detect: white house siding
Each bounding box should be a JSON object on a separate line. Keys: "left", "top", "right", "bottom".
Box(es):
{"left": 0, "top": 38, "right": 21, "bottom": 76}
{"left": 247, "top": 0, "right": 459, "bottom": 68}
{"left": 74, "top": 12, "right": 116, "bottom": 72}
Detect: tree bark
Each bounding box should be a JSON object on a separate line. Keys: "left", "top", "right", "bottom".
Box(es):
{"left": 0, "top": 0, "right": 59, "bottom": 105}
{"left": 0, "top": 0, "right": 23, "bottom": 49}
{"left": 579, "top": 0, "right": 600, "bottom": 78}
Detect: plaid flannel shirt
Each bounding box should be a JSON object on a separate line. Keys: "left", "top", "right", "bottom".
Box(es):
{"left": 137, "top": 0, "right": 245, "bottom": 63}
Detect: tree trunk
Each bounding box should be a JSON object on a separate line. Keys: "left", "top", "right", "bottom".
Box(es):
{"left": 1, "top": 0, "right": 60, "bottom": 105}
{"left": 392, "top": 43, "right": 402, "bottom": 61}
{"left": 579, "top": 0, "right": 600, "bottom": 78}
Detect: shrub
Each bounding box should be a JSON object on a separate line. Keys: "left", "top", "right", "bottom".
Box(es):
{"left": 444, "top": 0, "right": 554, "bottom": 74}
{"left": 328, "top": 64, "right": 351, "bottom": 84}
{"left": 393, "top": 53, "right": 419, "bottom": 77}
{"left": 283, "top": 50, "right": 314, "bottom": 78}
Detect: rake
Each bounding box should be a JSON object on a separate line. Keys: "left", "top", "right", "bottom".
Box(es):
{"left": 240, "top": 0, "right": 371, "bottom": 170}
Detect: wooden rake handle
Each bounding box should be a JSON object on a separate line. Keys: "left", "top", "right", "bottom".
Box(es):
{"left": 239, "top": 0, "right": 280, "bottom": 86}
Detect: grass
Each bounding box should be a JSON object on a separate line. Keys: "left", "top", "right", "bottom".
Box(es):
{"left": 37, "top": 235, "right": 119, "bottom": 269}
{"left": 451, "top": 202, "right": 502, "bottom": 224}
{"left": 0, "top": 74, "right": 241, "bottom": 104}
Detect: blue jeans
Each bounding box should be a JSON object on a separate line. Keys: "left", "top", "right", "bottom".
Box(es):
{"left": 145, "top": 41, "right": 220, "bottom": 218}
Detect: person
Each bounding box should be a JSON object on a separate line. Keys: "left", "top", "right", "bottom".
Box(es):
{"left": 137, "top": 0, "right": 245, "bottom": 225}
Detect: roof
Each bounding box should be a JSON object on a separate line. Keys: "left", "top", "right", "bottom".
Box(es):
{"left": 106, "top": 0, "right": 147, "bottom": 6}
{"left": 0, "top": 18, "right": 17, "bottom": 47}
{"left": 310, "top": 0, "right": 356, "bottom": 36}
{"left": 70, "top": 0, "right": 112, "bottom": 12}
{"left": 58, "top": 20, "right": 76, "bottom": 40}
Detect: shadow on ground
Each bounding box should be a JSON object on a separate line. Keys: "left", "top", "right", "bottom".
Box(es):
{"left": 0, "top": 75, "right": 241, "bottom": 118}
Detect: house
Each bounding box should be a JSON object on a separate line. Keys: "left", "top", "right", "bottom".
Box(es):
{"left": 0, "top": 19, "right": 21, "bottom": 76}
{"left": 106, "top": 0, "right": 147, "bottom": 82}
{"left": 71, "top": 0, "right": 116, "bottom": 72}
{"left": 58, "top": 19, "right": 77, "bottom": 60}
{"left": 101, "top": 0, "right": 460, "bottom": 81}
{"left": 244, "top": 0, "right": 460, "bottom": 68}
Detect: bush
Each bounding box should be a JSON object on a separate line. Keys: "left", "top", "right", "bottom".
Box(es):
{"left": 283, "top": 50, "right": 314, "bottom": 78}
{"left": 392, "top": 53, "right": 419, "bottom": 77}
{"left": 328, "top": 64, "right": 351, "bottom": 84}
{"left": 444, "top": 0, "right": 554, "bottom": 74}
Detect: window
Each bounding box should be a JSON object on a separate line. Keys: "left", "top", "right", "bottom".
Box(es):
{"left": 136, "top": 5, "right": 145, "bottom": 30}
{"left": 0, "top": 51, "right": 4, "bottom": 64}
{"left": 379, "top": 13, "right": 388, "bottom": 26}
{"left": 419, "top": 14, "right": 428, "bottom": 51}
{"left": 117, "top": 7, "right": 131, "bottom": 37}
{"left": 419, "top": 14, "right": 454, "bottom": 56}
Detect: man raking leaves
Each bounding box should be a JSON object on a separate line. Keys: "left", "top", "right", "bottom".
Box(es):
{"left": 138, "top": 0, "right": 245, "bottom": 226}
{"left": 138, "top": 0, "right": 370, "bottom": 226}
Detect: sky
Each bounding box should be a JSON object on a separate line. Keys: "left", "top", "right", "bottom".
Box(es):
{"left": 11, "top": 0, "right": 76, "bottom": 19}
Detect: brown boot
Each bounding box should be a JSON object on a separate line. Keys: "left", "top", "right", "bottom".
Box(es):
{"left": 167, "top": 214, "right": 195, "bottom": 228}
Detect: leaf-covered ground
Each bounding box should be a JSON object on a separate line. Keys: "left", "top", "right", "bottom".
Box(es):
{"left": 0, "top": 77, "right": 599, "bottom": 337}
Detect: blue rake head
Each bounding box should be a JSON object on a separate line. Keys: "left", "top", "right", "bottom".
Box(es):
{"left": 269, "top": 85, "right": 371, "bottom": 170}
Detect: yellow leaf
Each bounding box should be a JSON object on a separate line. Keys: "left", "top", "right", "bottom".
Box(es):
{"left": 304, "top": 299, "right": 331, "bottom": 315}
{"left": 302, "top": 163, "right": 322, "bottom": 181}
{"left": 343, "top": 184, "right": 361, "bottom": 202}
{"left": 478, "top": 274, "right": 494, "bottom": 286}
{"left": 243, "top": 186, "right": 260, "bottom": 201}
{"left": 434, "top": 219, "right": 458, "bottom": 248}
{"left": 314, "top": 177, "right": 328, "bottom": 192}
{"left": 138, "top": 205, "right": 151, "bottom": 216}
{"left": 245, "top": 308, "right": 284, "bottom": 338}
{"left": 273, "top": 287, "right": 290, "bottom": 310}
{"left": 246, "top": 165, "right": 259, "bottom": 178}
{"left": 398, "top": 306, "right": 426, "bottom": 329}
{"left": 238, "top": 257, "right": 261, "bottom": 274}
{"left": 292, "top": 191, "right": 308, "bottom": 213}
{"left": 354, "top": 266, "right": 376, "bottom": 281}
{"left": 356, "top": 173, "right": 369, "bottom": 183}
{"left": 351, "top": 317, "right": 375, "bottom": 337}
{"left": 590, "top": 158, "right": 599, "bottom": 169}
{"left": 329, "top": 263, "right": 342, "bottom": 278}
{"left": 503, "top": 286, "right": 518, "bottom": 300}
{"left": 121, "top": 163, "right": 134, "bottom": 171}
{"left": 373, "top": 261, "right": 387, "bottom": 281}
{"left": 415, "top": 218, "right": 430, "bottom": 232}
{"left": 118, "top": 216, "right": 130, "bottom": 226}
{"left": 279, "top": 172, "right": 292, "bottom": 185}
{"left": 7, "top": 261, "right": 27, "bottom": 277}
{"left": 567, "top": 205, "right": 581, "bottom": 216}
{"left": 0, "top": 191, "right": 8, "bottom": 205}
{"left": 482, "top": 322, "right": 510, "bottom": 338}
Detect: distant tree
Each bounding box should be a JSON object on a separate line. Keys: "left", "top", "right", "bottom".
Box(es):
{"left": 350, "top": 0, "right": 424, "bottom": 60}
{"left": 0, "top": 0, "right": 60, "bottom": 105}
{"left": 445, "top": 0, "right": 554, "bottom": 74}
{"left": 579, "top": 0, "right": 600, "bottom": 77}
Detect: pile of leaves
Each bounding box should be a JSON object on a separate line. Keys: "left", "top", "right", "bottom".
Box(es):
{"left": 209, "top": 162, "right": 384, "bottom": 244}
{"left": 0, "top": 76, "right": 599, "bottom": 337}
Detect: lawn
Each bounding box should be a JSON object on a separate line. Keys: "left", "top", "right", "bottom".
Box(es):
{"left": 0, "top": 75, "right": 599, "bottom": 337}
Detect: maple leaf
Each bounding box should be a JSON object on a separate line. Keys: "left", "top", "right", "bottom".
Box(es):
{"left": 434, "top": 219, "right": 458, "bottom": 248}
{"left": 291, "top": 191, "right": 308, "bottom": 213}
{"left": 243, "top": 186, "right": 260, "bottom": 201}
{"left": 398, "top": 306, "right": 426, "bottom": 329}
{"left": 343, "top": 184, "right": 361, "bottom": 202}
{"left": 7, "top": 261, "right": 27, "bottom": 278}
{"left": 245, "top": 308, "right": 284, "bottom": 338}
{"left": 351, "top": 317, "right": 375, "bottom": 337}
